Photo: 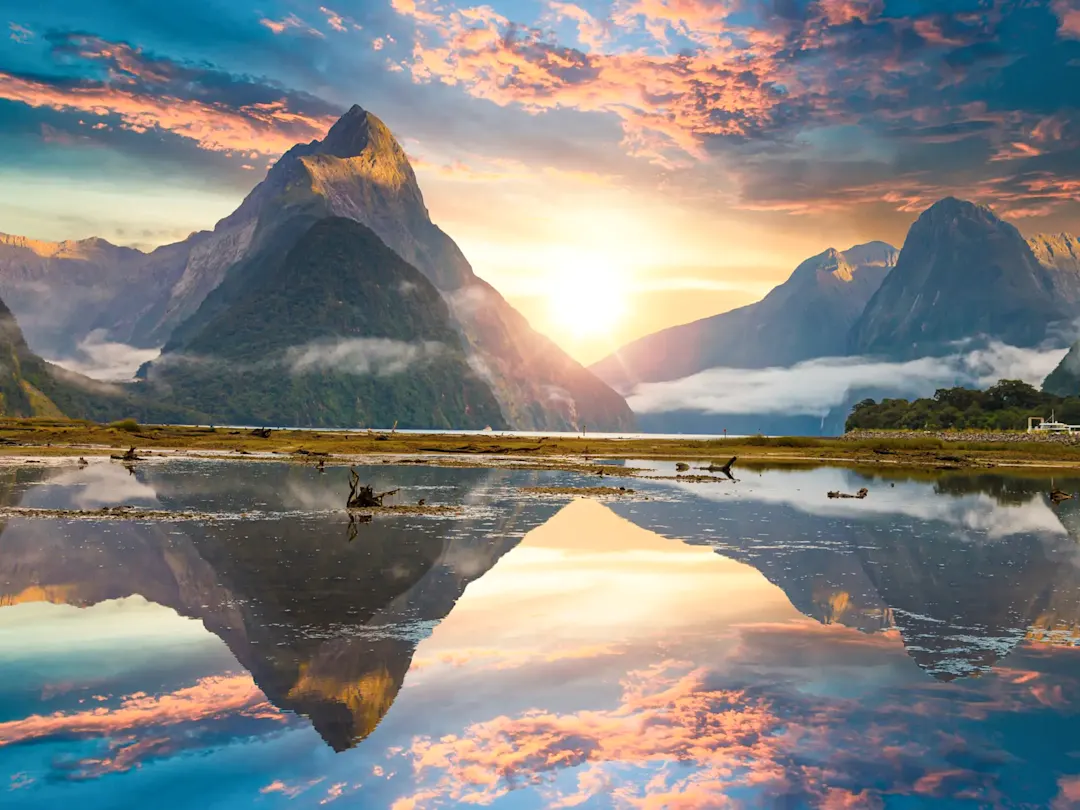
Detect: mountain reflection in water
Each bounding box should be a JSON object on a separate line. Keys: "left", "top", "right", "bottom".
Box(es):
{"left": 2, "top": 461, "right": 1080, "bottom": 807}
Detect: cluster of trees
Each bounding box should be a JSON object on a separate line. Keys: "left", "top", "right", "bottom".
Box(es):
{"left": 845, "top": 380, "right": 1080, "bottom": 432}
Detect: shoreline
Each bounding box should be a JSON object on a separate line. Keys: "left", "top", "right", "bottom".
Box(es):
{"left": 2, "top": 419, "right": 1080, "bottom": 473}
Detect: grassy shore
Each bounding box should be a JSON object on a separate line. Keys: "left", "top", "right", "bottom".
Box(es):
{"left": 3, "top": 418, "right": 1080, "bottom": 471}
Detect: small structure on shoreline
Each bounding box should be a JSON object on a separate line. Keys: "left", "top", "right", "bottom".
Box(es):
{"left": 1028, "top": 413, "right": 1080, "bottom": 433}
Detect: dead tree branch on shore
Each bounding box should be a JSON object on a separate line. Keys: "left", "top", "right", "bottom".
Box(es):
{"left": 346, "top": 468, "right": 400, "bottom": 508}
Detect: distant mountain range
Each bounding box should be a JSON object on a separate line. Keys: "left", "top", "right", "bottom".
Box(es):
{"left": 592, "top": 197, "right": 1080, "bottom": 433}
{"left": 0, "top": 106, "right": 632, "bottom": 431}
{"left": 591, "top": 241, "right": 898, "bottom": 392}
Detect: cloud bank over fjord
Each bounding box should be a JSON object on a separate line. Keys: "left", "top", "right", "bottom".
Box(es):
{"left": 627, "top": 341, "right": 1069, "bottom": 417}
{"left": 47, "top": 330, "right": 160, "bottom": 382}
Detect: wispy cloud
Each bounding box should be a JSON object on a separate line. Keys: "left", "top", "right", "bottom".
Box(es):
{"left": 8, "top": 22, "right": 32, "bottom": 43}
{"left": 285, "top": 338, "right": 446, "bottom": 376}
{"left": 259, "top": 14, "right": 325, "bottom": 38}
{"left": 0, "top": 673, "right": 281, "bottom": 748}
{"left": 47, "top": 329, "right": 160, "bottom": 382}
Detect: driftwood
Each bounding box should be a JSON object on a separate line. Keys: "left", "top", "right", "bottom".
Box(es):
{"left": 111, "top": 446, "right": 143, "bottom": 462}
{"left": 250, "top": 428, "right": 272, "bottom": 438}
{"left": 828, "top": 487, "right": 869, "bottom": 500}
{"left": 347, "top": 468, "right": 400, "bottom": 508}
{"left": 701, "top": 457, "right": 737, "bottom": 481}
{"left": 1051, "top": 489, "right": 1074, "bottom": 505}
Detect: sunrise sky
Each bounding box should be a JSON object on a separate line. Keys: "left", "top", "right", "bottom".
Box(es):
{"left": 3, "top": 0, "right": 1080, "bottom": 362}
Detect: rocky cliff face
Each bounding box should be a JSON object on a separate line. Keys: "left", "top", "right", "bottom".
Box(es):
{"left": 591, "top": 241, "right": 897, "bottom": 392}
{"left": 850, "top": 198, "right": 1074, "bottom": 357}
{"left": 1029, "top": 232, "right": 1080, "bottom": 307}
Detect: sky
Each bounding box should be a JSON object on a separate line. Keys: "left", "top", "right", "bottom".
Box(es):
{"left": 2, "top": 0, "right": 1080, "bottom": 363}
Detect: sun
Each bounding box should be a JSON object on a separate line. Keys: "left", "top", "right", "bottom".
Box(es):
{"left": 547, "top": 263, "right": 628, "bottom": 339}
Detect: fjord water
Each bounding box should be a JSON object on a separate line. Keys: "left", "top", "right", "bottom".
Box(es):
{"left": 3, "top": 462, "right": 1080, "bottom": 807}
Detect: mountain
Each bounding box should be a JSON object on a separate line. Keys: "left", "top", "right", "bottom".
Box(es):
{"left": 850, "top": 198, "right": 1078, "bottom": 357}
{"left": 145, "top": 217, "right": 506, "bottom": 429}
{"left": 591, "top": 242, "right": 897, "bottom": 392}
{"left": 0, "top": 106, "right": 633, "bottom": 432}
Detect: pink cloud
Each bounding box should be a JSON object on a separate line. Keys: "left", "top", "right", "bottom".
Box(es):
{"left": 815, "top": 0, "right": 883, "bottom": 26}
{"left": 9, "top": 23, "right": 32, "bottom": 43}
{"left": 260, "top": 14, "right": 325, "bottom": 38}
{"left": 0, "top": 673, "right": 282, "bottom": 747}
{"left": 397, "top": 660, "right": 790, "bottom": 807}
{"left": 547, "top": 2, "right": 609, "bottom": 50}
{"left": 1055, "top": 0, "right": 1080, "bottom": 39}
{"left": 0, "top": 70, "right": 337, "bottom": 157}
{"left": 320, "top": 6, "right": 349, "bottom": 32}
{"left": 1055, "top": 775, "right": 1080, "bottom": 809}
{"left": 261, "top": 777, "right": 327, "bottom": 798}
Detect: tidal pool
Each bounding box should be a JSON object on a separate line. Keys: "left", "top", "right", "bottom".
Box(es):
{"left": 2, "top": 460, "right": 1080, "bottom": 808}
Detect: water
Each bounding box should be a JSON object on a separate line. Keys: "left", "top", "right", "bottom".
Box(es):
{"left": 3, "top": 459, "right": 1080, "bottom": 807}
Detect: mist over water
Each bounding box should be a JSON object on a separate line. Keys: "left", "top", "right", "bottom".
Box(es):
{"left": 628, "top": 340, "right": 1070, "bottom": 418}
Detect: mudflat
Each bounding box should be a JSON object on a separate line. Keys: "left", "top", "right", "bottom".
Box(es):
{"left": 3, "top": 418, "right": 1080, "bottom": 472}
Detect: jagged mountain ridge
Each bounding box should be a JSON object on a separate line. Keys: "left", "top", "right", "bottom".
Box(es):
{"left": 0, "top": 106, "right": 632, "bottom": 431}
{"left": 591, "top": 241, "right": 898, "bottom": 392}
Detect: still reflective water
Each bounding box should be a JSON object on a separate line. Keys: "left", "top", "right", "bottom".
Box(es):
{"left": 3, "top": 460, "right": 1080, "bottom": 808}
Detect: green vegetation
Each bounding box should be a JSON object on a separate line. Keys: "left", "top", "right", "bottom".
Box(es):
{"left": 109, "top": 418, "right": 142, "bottom": 433}
{"left": 845, "top": 379, "right": 1077, "bottom": 431}
{"left": 0, "top": 297, "right": 202, "bottom": 424}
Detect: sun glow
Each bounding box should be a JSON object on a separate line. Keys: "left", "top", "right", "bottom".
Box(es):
{"left": 547, "top": 262, "right": 628, "bottom": 338}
